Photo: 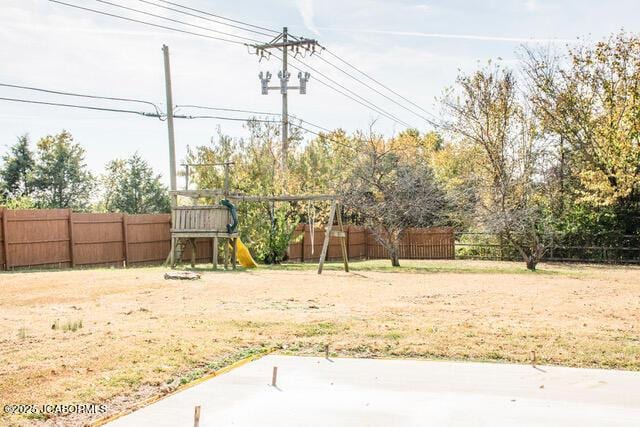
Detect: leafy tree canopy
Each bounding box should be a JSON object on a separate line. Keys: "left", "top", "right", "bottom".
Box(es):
{"left": 102, "top": 153, "right": 170, "bottom": 214}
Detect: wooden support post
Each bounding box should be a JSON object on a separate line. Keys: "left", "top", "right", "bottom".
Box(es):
{"left": 231, "top": 237, "right": 237, "bottom": 270}
{"left": 189, "top": 238, "right": 197, "bottom": 268}
{"left": 68, "top": 209, "right": 76, "bottom": 268}
{"left": 317, "top": 201, "right": 336, "bottom": 275}
{"left": 300, "top": 224, "right": 305, "bottom": 263}
{"left": 1, "top": 208, "right": 8, "bottom": 271}
{"left": 122, "top": 214, "right": 129, "bottom": 267}
{"left": 193, "top": 405, "right": 201, "bottom": 427}
{"left": 170, "top": 237, "right": 176, "bottom": 268}
{"left": 271, "top": 366, "right": 278, "bottom": 387}
{"left": 345, "top": 225, "right": 350, "bottom": 261}
{"left": 223, "top": 238, "right": 229, "bottom": 270}
{"left": 212, "top": 237, "right": 218, "bottom": 270}
{"left": 336, "top": 203, "right": 349, "bottom": 273}
{"left": 325, "top": 344, "right": 329, "bottom": 359}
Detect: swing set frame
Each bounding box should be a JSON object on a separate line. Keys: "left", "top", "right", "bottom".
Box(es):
{"left": 169, "top": 189, "right": 349, "bottom": 274}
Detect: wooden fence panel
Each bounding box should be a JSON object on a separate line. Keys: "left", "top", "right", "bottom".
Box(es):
{"left": 126, "top": 214, "right": 171, "bottom": 265}
{"left": 5, "top": 209, "right": 71, "bottom": 268}
{"left": 347, "top": 226, "right": 367, "bottom": 260}
{"left": 72, "top": 213, "right": 124, "bottom": 266}
{"left": 0, "top": 208, "right": 5, "bottom": 269}
{"left": 180, "top": 238, "right": 213, "bottom": 263}
{"left": 288, "top": 226, "right": 303, "bottom": 262}
{"left": 290, "top": 225, "right": 352, "bottom": 262}
{"left": 287, "top": 224, "right": 454, "bottom": 263}
{"left": 365, "top": 227, "right": 455, "bottom": 260}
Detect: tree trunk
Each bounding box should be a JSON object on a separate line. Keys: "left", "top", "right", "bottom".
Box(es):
{"left": 390, "top": 250, "right": 400, "bottom": 267}
{"left": 526, "top": 257, "right": 537, "bottom": 271}
{"left": 389, "top": 242, "right": 401, "bottom": 267}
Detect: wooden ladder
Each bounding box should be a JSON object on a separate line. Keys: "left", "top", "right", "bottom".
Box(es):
{"left": 165, "top": 238, "right": 198, "bottom": 267}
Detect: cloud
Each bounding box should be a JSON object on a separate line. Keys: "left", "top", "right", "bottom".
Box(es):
{"left": 316, "top": 27, "right": 578, "bottom": 44}
{"left": 414, "top": 4, "right": 432, "bottom": 13}
{"left": 297, "top": 0, "right": 319, "bottom": 35}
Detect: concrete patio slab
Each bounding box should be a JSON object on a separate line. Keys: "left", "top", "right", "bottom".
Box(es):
{"left": 107, "top": 355, "right": 640, "bottom": 426}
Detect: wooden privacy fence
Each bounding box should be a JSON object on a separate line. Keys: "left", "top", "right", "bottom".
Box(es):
{"left": 287, "top": 224, "right": 455, "bottom": 262}
{"left": 0, "top": 208, "right": 214, "bottom": 270}
{"left": 0, "top": 208, "right": 455, "bottom": 270}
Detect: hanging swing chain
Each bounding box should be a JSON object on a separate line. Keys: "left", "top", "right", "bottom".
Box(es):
{"left": 308, "top": 201, "right": 316, "bottom": 255}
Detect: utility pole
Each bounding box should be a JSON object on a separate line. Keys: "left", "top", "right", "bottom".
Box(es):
{"left": 252, "top": 28, "right": 316, "bottom": 186}
{"left": 281, "top": 27, "right": 288, "bottom": 176}
{"left": 162, "top": 44, "right": 177, "bottom": 192}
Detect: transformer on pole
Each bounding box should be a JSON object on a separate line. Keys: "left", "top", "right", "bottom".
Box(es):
{"left": 250, "top": 27, "right": 320, "bottom": 186}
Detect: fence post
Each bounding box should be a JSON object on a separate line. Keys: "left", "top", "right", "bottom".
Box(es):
{"left": 363, "top": 228, "right": 369, "bottom": 260}
{"left": 300, "top": 224, "right": 305, "bottom": 263}
{"left": 346, "top": 226, "right": 350, "bottom": 260}
{"left": 122, "top": 214, "right": 130, "bottom": 266}
{"left": 449, "top": 229, "right": 454, "bottom": 259}
{"left": 1, "top": 208, "right": 9, "bottom": 270}
{"left": 68, "top": 209, "right": 76, "bottom": 268}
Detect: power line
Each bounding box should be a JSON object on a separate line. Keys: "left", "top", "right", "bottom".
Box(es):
{"left": 49, "top": 0, "right": 249, "bottom": 46}
{"left": 320, "top": 46, "right": 442, "bottom": 124}
{"left": 286, "top": 54, "right": 416, "bottom": 128}
{"left": 52, "top": 0, "right": 436, "bottom": 129}
{"left": 0, "top": 96, "right": 162, "bottom": 118}
{"left": 280, "top": 53, "right": 415, "bottom": 128}
{"left": 176, "top": 104, "right": 332, "bottom": 133}
{"left": 136, "top": 0, "right": 276, "bottom": 38}
{"left": 291, "top": 117, "right": 332, "bottom": 133}
{"left": 89, "top": 0, "right": 264, "bottom": 44}
{"left": 174, "top": 114, "right": 355, "bottom": 151}
{"left": 0, "top": 82, "right": 164, "bottom": 117}
{"left": 175, "top": 104, "right": 278, "bottom": 117}
{"left": 0, "top": 82, "right": 334, "bottom": 133}
{"left": 0, "top": 96, "right": 304, "bottom": 129}
{"left": 312, "top": 52, "right": 440, "bottom": 127}
{"left": 291, "top": 123, "right": 357, "bottom": 152}
{"left": 175, "top": 114, "right": 277, "bottom": 123}
{"left": 154, "top": 0, "right": 279, "bottom": 35}
{"left": 53, "top": 0, "right": 418, "bottom": 129}
{"left": 0, "top": 96, "right": 356, "bottom": 151}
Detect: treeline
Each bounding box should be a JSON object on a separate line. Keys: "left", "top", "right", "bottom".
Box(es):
{"left": 0, "top": 131, "right": 170, "bottom": 213}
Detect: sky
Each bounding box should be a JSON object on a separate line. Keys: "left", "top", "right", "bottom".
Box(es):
{"left": 1, "top": 0, "right": 638, "bottom": 186}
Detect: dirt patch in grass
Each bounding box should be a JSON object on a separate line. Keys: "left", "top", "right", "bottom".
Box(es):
{"left": 0, "top": 260, "right": 639, "bottom": 425}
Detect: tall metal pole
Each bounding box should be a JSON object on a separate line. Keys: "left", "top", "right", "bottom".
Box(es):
{"left": 281, "top": 27, "right": 289, "bottom": 185}
{"left": 162, "top": 45, "right": 177, "bottom": 192}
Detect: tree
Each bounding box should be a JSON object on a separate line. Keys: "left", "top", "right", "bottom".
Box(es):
{"left": 442, "top": 65, "right": 549, "bottom": 270}
{"left": 0, "top": 135, "right": 35, "bottom": 200}
{"left": 102, "top": 153, "right": 170, "bottom": 214}
{"left": 188, "top": 121, "right": 304, "bottom": 263}
{"left": 31, "top": 131, "right": 94, "bottom": 210}
{"left": 342, "top": 130, "right": 447, "bottom": 267}
{"left": 523, "top": 32, "right": 640, "bottom": 235}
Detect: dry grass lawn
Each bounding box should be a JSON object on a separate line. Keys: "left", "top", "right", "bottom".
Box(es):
{"left": 0, "top": 260, "right": 639, "bottom": 425}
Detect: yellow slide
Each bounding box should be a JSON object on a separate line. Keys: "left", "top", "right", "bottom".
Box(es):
{"left": 233, "top": 239, "right": 258, "bottom": 268}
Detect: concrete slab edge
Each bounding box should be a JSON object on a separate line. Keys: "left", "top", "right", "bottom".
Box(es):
{"left": 91, "top": 347, "right": 277, "bottom": 427}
